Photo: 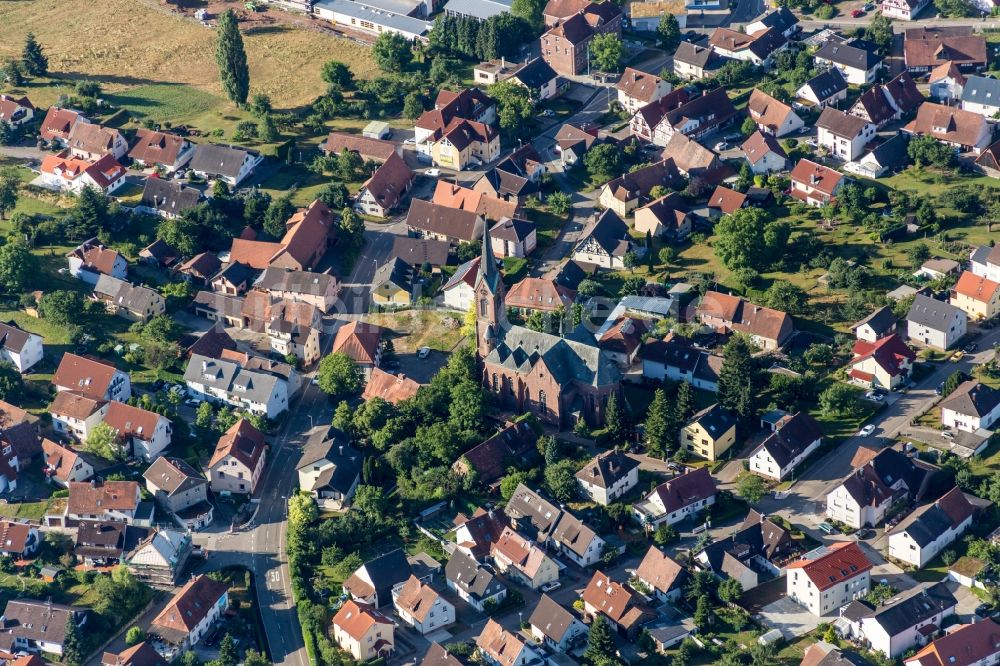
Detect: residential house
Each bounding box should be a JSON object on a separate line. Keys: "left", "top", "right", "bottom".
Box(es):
{"left": 230, "top": 199, "right": 338, "bottom": 272}
{"left": 453, "top": 508, "right": 509, "bottom": 561}
{"left": 616, "top": 67, "right": 672, "bottom": 115}
{"left": 970, "top": 244, "right": 1000, "bottom": 282}
{"left": 827, "top": 447, "right": 937, "bottom": 528}
{"left": 41, "top": 439, "right": 95, "bottom": 487}
{"left": 0, "top": 600, "right": 87, "bottom": 656}
{"left": 581, "top": 570, "right": 654, "bottom": 639}
{"left": 941, "top": 381, "right": 1000, "bottom": 432}
{"left": 528, "top": 594, "right": 587, "bottom": 652}
{"left": 73, "top": 520, "right": 149, "bottom": 566}
{"left": 505, "top": 277, "right": 574, "bottom": 315}
{"left": 67, "top": 239, "right": 128, "bottom": 285}
{"left": 206, "top": 419, "right": 266, "bottom": 496}
{"left": 445, "top": 551, "right": 508, "bottom": 611}
{"left": 817, "top": 107, "right": 876, "bottom": 161}
{"left": 748, "top": 88, "right": 804, "bottom": 137}
{"left": 125, "top": 528, "right": 193, "bottom": 587}
{"left": 49, "top": 389, "right": 108, "bottom": 440}
{"left": 0, "top": 321, "right": 43, "bottom": 373}
{"left": 907, "top": 293, "right": 967, "bottom": 350}
{"left": 597, "top": 316, "right": 648, "bottom": 366}
{"left": 128, "top": 129, "right": 194, "bottom": 172}
{"left": 362, "top": 369, "right": 420, "bottom": 405}
{"left": 930, "top": 61, "right": 967, "bottom": 102}
{"left": 490, "top": 218, "right": 536, "bottom": 258}
{"left": 642, "top": 333, "right": 723, "bottom": 391}
{"left": 634, "top": 193, "right": 693, "bottom": 241}
{"left": 749, "top": 411, "right": 823, "bottom": 481}
{"left": 392, "top": 576, "right": 455, "bottom": 635}
{"left": 796, "top": 68, "right": 849, "bottom": 107}
{"left": 672, "top": 41, "right": 723, "bottom": 81}
{"left": 850, "top": 73, "right": 924, "bottom": 129}
{"left": 138, "top": 239, "right": 180, "bottom": 268}
{"left": 93, "top": 275, "right": 166, "bottom": 323}
{"left": 696, "top": 290, "right": 794, "bottom": 351}
{"left": 476, "top": 618, "right": 542, "bottom": 666}
{"left": 554, "top": 122, "right": 599, "bottom": 166}
{"left": 331, "top": 600, "right": 395, "bottom": 661}
{"left": 432, "top": 181, "right": 520, "bottom": 222}
{"left": 415, "top": 89, "right": 497, "bottom": 153}
{"left": 575, "top": 449, "right": 639, "bottom": 505}
{"left": 709, "top": 27, "right": 787, "bottom": 67}
{"left": 255, "top": 268, "right": 339, "bottom": 314}
{"left": 662, "top": 132, "right": 725, "bottom": 180}
{"left": 790, "top": 159, "right": 845, "bottom": 207}
{"left": 887, "top": 487, "right": 979, "bottom": 568}
{"left": 648, "top": 87, "right": 739, "bottom": 143}
{"left": 681, "top": 403, "right": 737, "bottom": 461}
{"left": 331, "top": 320, "right": 383, "bottom": 376}
{"left": 391, "top": 236, "right": 451, "bottom": 270}
{"left": 453, "top": 420, "right": 538, "bottom": 488}
{"left": 845, "top": 133, "right": 911, "bottom": 178}
{"left": 295, "top": 433, "right": 362, "bottom": 510}
{"left": 37, "top": 152, "right": 127, "bottom": 194}
{"left": 634, "top": 546, "right": 685, "bottom": 602}
{"left": 0, "top": 521, "right": 39, "bottom": 559}
{"left": 903, "top": 618, "right": 1000, "bottom": 666}
{"left": 507, "top": 58, "right": 559, "bottom": 101}
{"left": 406, "top": 199, "right": 485, "bottom": 245}
{"left": 143, "top": 456, "right": 211, "bottom": 529}
{"left": 629, "top": 88, "right": 691, "bottom": 144}
{"left": 103, "top": 642, "right": 168, "bottom": 666}
{"left": 573, "top": 209, "right": 638, "bottom": 269}
{"left": 177, "top": 253, "right": 222, "bottom": 285}
{"left": 883, "top": 0, "right": 932, "bottom": 19}
{"left": 597, "top": 159, "right": 681, "bottom": 218}
{"left": 64, "top": 480, "right": 144, "bottom": 525}
{"left": 695, "top": 510, "right": 794, "bottom": 590}
{"left": 504, "top": 483, "right": 606, "bottom": 567}
{"left": 951, "top": 270, "right": 1000, "bottom": 321}
{"left": 841, "top": 582, "right": 956, "bottom": 657}
{"left": 322, "top": 132, "right": 400, "bottom": 163}
{"left": 747, "top": 7, "right": 799, "bottom": 37}
{"left": 540, "top": 7, "right": 621, "bottom": 77}
{"left": 903, "top": 102, "right": 992, "bottom": 154}
{"left": 633, "top": 467, "right": 717, "bottom": 527}
{"left": 742, "top": 131, "right": 788, "bottom": 174}
{"left": 787, "top": 542, "right": 872, "bottom": 616}
{"left": 814, "top": 41, "right": 883, "bottom": 85}
{"left": 344, "top": 549, "right": 418, "bottom": 608}
{"left": 354, "top": 152, "right": 413, "bottom": 218}
{"left": 0, "top": 95, "right": 34, "bottom": 127}
{"left": 904, "top": 27, "right": 987, "bottom": 74}
{"left": 853, "top": 306, "right": 898, "bottom": 343}
{"left": 53, "top": 353, "right": 131, "bottom": 402}
{"left": 847, "top": 334, "right": 916, "bottom": 391}
{"left": 102, "top": 401, "right": 171, "bottom": 461}
{"left": 543, "top": 0, "right": 620, "bottom": 26}
{"left": 490, "top": 527, "right": 559, "bottom": 589}
{"left": 188, "top": 144, "right": 262, "bottom": 186}
{"left": 39, "top": 107, "right": 87, "bottom": 145}
{"left": 442, "top": 257, "right": 480, "bottom": 311}
{"left": 707, "top": 185, "right": 748, "bottom": 218}
{"left": 66, "top": 123, "right": 128, "bottom": 160}
{"left": 150, "top": 576, "right": 229, "bottom": 652}
{"left": 184, "top": 355, "right": 288, "bottom": 419}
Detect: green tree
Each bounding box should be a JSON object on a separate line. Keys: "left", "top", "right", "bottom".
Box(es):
{"left": 316, "top": 351, "right": 363, "bottom": 398}
{"left": 693, "top": 595, "right": 712, "bottom": 630}
{"left": 653, "top": 523, "right": 676, "bottom": 544}
{"left": 125, "top": 626, "right": 146, "bottom": 647}
{"left": 71, "top": 186, "right": 110, "bottom": 237}
{"left": 499, "top": 470, "right": 529, "bottom": 501}
{"left": 259, "top": 114, "right": 278, "bottom": 142}
{"left": 264, "top": 195, "right": 295, "bottom": 237}
{"left": 38, "top": 290, "right": 84, "bottom": 326}
{"left": 3, "top": 60, "right": 24, "bottom": 87}
{"left": 339, "top": 207, "right": 365, "bottom": 249}
{"left": 605, "top": 392, "right": 627, "bottom": 442}
{"left": 86, "top": 422, "right": 121, "bottom": 460}
{"left": 0, "top": 121, "right": 14, "bottom": 147}
{"left": 544, "top": 459, "right": 579, "bottom": 503}
{"left": 819, "top": 383, "right": 860, "bottom": 417}
{"left": 243, "top": 651, "right": 269, "bottom": 666}
{"left": 714, "top": 207, "right": 790, "bottom": 272}
{"left": 935, "top": 0, "right": 974, "bottom": 17}
{"left": 718, "top": 577, "right": 743, "bottom": 605}
{"left": 549, "top": 191, "right": 571, "bottom": 216}
{"left": 248, "top": 93, "right": 272, "bottom": 117}
{"left": 63, "top": 617, "right": 83, "bottom": 666}
{"left": 584, "top": 615, "right": 617, "bottom": 665}
{"left": 449, "top": 381, "right": 485, "bottom": 432}
{"left": 372, "top": 33, "right": 413, "bottom": 73}
{"left": 0, "top": 239, "right": 34, "bottom": 292}
{"left": 510, "top": 0, "right": 546, "bottom": 31}
{"left": 941, "top": 370, "right": 967, "bottom": 398}
{"left": 584, "top": 143, "right": 623, "bottom": 182}
{"left": 403, "top": 91, "right": 425, "bottom": 120}
{"left": 764, "top": 280, "right": 807, "bottom": 315}
{"left": 864, "top": 13, "right": 894, "bottom": 51}
{"left": 195, "top": 401, "right": 215, "bottom": 430}
{"left": 656, "top": 13, "right": 681, "bottom": 51}
{"left": 215, "top": 10, "right": 250, "bottom": 106}
{"left": 217, "top": 635, "right": 238, "bottom": 666}
{"left": 676, "top": 380, "right": 694, "bottom": 422}
{"left": 644, "top": 388, "right": 676, "bottom": 457}
{"left": 21, "top": 33, "right": 48, "bottom": 76}
{"left": 590, "top": 33, "right": 623, "bottom": 72}
{"left": 718, "top": 336, "right": 756, "bottom": 419}
{"left": 658, "top": 246, "right": 676, "bottom": 267}
{"left": 318, "top": 182, "right": 349, "bottom": 210}
{"left": 738, "top": 473, "right": 766, "bottom": 503}
{"left": 0, "top": 362, "right": 21, "bottom": 401}
{"left": 741, "top": 116, "right": 758, "bottom": 136}
{"left": 0, "top": 173, "right": 17, "bottom": 219}
{"left": 489, "top": 80, "right": 535, "bottom": 139}
{"left": 321, "top": 60, "right": 355, "bottom": 90}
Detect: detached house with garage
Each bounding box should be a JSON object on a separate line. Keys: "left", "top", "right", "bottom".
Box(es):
{"left": 840, "top": 582, "right": 957, "bottom": 658}
{"left": 102, "top": 401, "right": 172, "bottom": 461}
{"left": 67, "top": 239, "right": 128, "bottom": 285}
{"left": 42, "top": 439, "right": 95, "bottom": 487}
{"left": 392, "top": 576, "right": 455, "bottom": 635}
{"left": 476, "top": 619, "right": 542, "bottom": 666}
{"left": 331, "top": 601, "right": 394, "bottom": 662}
{"left": 907, "top": 294, "right": 967, "bottom": 351}
{"left": 696, "top": 290, "right": 794, "bottom": 351}
{"left": 581, "top": 570, "right": 654, "bottom": 639}
{"left": 355, "top": 152, "right": 413, "bottom": 218}
{"left": 575, "top": 449, "right": 639, "bottom": 505}
{"left": 188, "top": 143, "right": 262, "bottom": 186}
{"left": 66, "top": 123, "right": 128, "bottom": 160}
{"left": 490, "top": 527, "right": 559, "bottom": 590}
{"left": 128, "top": 129, "right": 194, "bottom": 172}
{"left": 940, "top": 381, "right": 1000, "bottom": 432}
{"left": 749, "top": 411, "right": 823, "bottom": 481}
{"left": 847, "top": 334, "right": 916, "bottom": 391}
{"left": 634, "top": 547, "right": 685, "bottom": 602}
{"left": 672, "top": 41, "right": 723, "bottom": 81}
{"left": 681, "top": 404, "right": 737, "bottom": 462}
{"left": 597, "top": 160, "right": 681, "bottom": 218}
{"left": 742, "top": 131, "right": 788, "bottom": 174}
{"left": 633, "top": 467, "right": 717, "bottom": 527}
{"left": 887, "top": 487, "right": 980, "bottom": 568}
{"left": 150, "top": 576, "right": 229, "bottom": 653}
{"left": 797, "top": 68, "right": 849, "bottom": 108}
{"left": 64, "top": 480, "right": 144, "bottom": 525}
{"left": 787, "top": 542, "right": 872, "bottom": 616}
{"left": 143, "top": 456, "right": 212, "bottom": 530}
{"left": 0, "top": 321, "right": 43, "bottom": 374}
{"left": 904, "top": 618, "right": 1000, "bottom": 666}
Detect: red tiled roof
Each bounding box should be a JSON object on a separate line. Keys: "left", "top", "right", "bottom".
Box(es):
{"left": 851, "top": 334, "right": 915, "bottom": 377}
{"left": 331, "top": 320, "right": 383, "bottom": 366}
{"left": 52, "top": 354, "right": 122, "bottom": 400}
{"left": 210, "top": 419, "right": 265, "bottom": 471}
{"left": 954, "top": 270, "right": 1000, "bottom": 303}
{"left": 786, "top": 542, "right": 872, "bottom": 591}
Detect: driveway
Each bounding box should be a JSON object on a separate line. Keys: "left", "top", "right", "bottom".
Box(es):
{"left": 758, "top": 596, "right": 823, "bottom": 640}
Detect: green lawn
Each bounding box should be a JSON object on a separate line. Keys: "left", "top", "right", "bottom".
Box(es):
{"left": 107, "top": 83, "right": 227, "bottom": 126}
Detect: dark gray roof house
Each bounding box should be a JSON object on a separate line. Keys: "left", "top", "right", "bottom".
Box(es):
{"left": 511, "top": 58, "right": 558, "bottom": 92}
{"left": 372, "top": 256, "right": 413, "bottom": 295}
{"left": 907, "top": 294, "right": 965, "bottom": 330}
{"left": 139, "top": 178, "right": 200, "bottom": 218}
{"left": 961, "top": 74, "right": 1000, "bottom": 108}
{"left": 188, "top": 144, "right": 260, "bottom": 181}
{"left": 847, "top": 581, "right": 957, "bottom": 648}
{"left": 863, "top": 134, "right": 911, "bottom": 175}
{"left": 343, "top": 548, "right": 413, "bottom": 608}
{"left": 686, "top": 403, "right": 737, "bottom": 439}
{"left": 93, "top": 275, "right": 165, "bottom": 321}
{"left": 815, "top": 41, "right": 882, "bottom": 71}
{"left": 528, "top": 594, "right": 581, "bottom": 646}
{"left": 574, "top": 449, "right": 639, "bottom": 490}
{"left": 673, "top": 41, "right": 722, "bottom": 70}
{"left": 445, "top": 550, "right": 506, "bottom": 602}
{"left": 751, "top": 7, "right": 798, "bottom": 34}
{"left": 799, "top": 68, "right": 848, "bottom": 105}
{"left": 143, "top": 456, "right": 207, "bottom": 498}
{"left": 296, "top": 431, "right": 363, "bottom": 497}
{"left": 940, "top": 381, "right": 1000, "bottom": 419}
{"left": 575, "top": 209, "right": 633, "bottom": 260}
{"left": 751, "top": 411, "right": 822, "bottom": 470}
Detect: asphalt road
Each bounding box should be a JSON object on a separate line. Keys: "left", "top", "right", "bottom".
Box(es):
{"left": 191, "top": 223, "right": 399, "bottom": 666}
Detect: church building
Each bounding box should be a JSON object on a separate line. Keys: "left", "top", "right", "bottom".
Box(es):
{"left": 474, "top": 229, "right": 621, "bottom": 428}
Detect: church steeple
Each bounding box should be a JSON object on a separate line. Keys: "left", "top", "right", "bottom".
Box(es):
{"left": 475, "top": 225, "right": 505, "bottom": 357}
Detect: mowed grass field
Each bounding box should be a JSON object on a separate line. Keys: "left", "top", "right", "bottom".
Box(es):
{"left": 0, "top": 0, "right": 378, "bottom": 116}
